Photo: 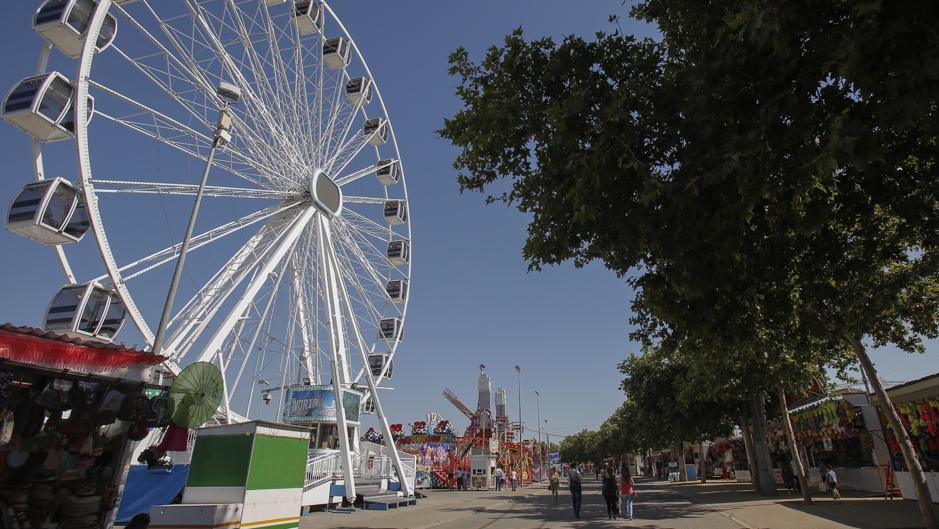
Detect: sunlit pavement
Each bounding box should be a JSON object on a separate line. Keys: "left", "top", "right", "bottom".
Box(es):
{"left": 303, "top": 478, "right": 741, "bottom": 529}
{"left": 301, "top": 477, "right": 939, "bottom": 529}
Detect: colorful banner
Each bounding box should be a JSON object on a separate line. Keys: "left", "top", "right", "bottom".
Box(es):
{"left": 282, "top": 385, "right": 362, "bottom": 424}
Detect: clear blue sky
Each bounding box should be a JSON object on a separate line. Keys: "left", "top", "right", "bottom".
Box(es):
{"left": 0, "top": 1, "right": 935, "bottom": 441}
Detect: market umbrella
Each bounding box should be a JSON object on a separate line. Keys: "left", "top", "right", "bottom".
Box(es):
{"left": 168, "top": 362, "right": 223, "bottom": 428}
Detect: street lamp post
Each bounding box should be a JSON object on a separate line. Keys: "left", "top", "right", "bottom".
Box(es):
{"left": 545, "top": 418, "right": 550, "bottom": 470}
{"left": 535, "top": 390, "right": 543, "bottom": 481}
{"left": 515, "top": 365, "right": 524, "bottom": 486}
{"left": 151, "top": 83, "right": 240, "bottom": 357}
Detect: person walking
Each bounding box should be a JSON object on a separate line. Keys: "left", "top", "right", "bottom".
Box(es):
{"left": 448, "top": 468, "right": 455, "bottom": 491}
{"left": 494, "top": 466, "right": 505, "bottom": 491}
{"left": 826, "top": 467, "right": 841, "bottom": 500}
{"left": 568, "top": 464, "right": 583, "bottom": 518}
{"left": 549, "top": 467, "right": 560, "bottom": 504}
{"left": 510, "top": 468, "right": 518, "bottom": 491}
{"left": 602, "top": 464, "right": 619, "bottom": 519}
{"left": 620, "top": 467, "right": 636, "bottom": 520}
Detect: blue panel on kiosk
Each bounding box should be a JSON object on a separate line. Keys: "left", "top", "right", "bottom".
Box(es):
{"left": 116, "top": 464, "right": 190, "bottom": 523}
{"left": 329, "top": 483, "right": 346, "bottom": 497}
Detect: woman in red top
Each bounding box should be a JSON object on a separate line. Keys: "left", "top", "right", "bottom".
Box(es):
{"left": 620, "top": 465, "right": 636, "bottom": 520}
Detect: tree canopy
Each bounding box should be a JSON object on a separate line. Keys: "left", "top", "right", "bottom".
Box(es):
{"left": 441, "top": 2, "right": 939, "bottom": 524}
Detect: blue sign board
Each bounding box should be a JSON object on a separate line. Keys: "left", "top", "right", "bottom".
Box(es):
{"left": 282, "top": 384, "right": 361, "bottom": 424}
{"left": 549, "top": 452, "right": 561, "bottom": 464}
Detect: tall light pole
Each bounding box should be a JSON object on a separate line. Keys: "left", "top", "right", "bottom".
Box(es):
{"left": 535, "top": 390, "right": 543, "bottom": 481}
{"left": 545, "top": 418, "right": 550, "bottom": 469}
{"left": 515, "top": 365, "right": 524, "bottom": 486}
{"left": 151, "top": 82, "right": 240, "bottom": 356}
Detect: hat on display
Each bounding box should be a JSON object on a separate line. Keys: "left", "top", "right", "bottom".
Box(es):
{"left": 127, "top": 422, "right": 149, "bottom": 441}
{"left": 7, "top": 448, "right": 28, "bottom": 469}
{"left": 73, "top": 480, "right": 98, "bottom": 497}
{"left": 31, "top": 468, "right": 57, "bottom": 483}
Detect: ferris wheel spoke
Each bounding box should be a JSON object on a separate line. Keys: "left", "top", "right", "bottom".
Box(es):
{"left": 326, "top": 131, "right": 371, "bottom": 177}
{"left": 343, "top": 196, "right": 387, "bottom": 205}
{"left": 342, "top": 208, "right": 396, "bottom": 241}
{"left": 337, "top": 215, "right": 409, "bottom": 278}
{"left": 118, "top": 2, "right": 220, "bottom": 109}
{"left": 91, "top": 104, "right": 264, "bottom": 187}
{"left": 330, "top": 231, "right": 388, "bottom": 331}
{"left": 183, "top": 1, "right": 304, "bottom": 167}
{"left": 318, "top": 70, "right": 353, "bottom": 167}
{"left": 193, "top": 207, "right": 315, "bottom": 366}
{"left": 109, "top": 44, "right": 214, "bottom": 131}
{"left": 335, "top": 160, "right": 393, "bottom": 187}
{"left": 130, "top": 2, "right": 298, "bottom": 181}
{"left": 90, "top": 180, "right": 289, "bottom": 200}
{"left": 333, "top": 222, "right": 403, "bottom": 318}
{"left": 165, "top": 208, "right": 310, "bottom": 361}
{"left": 95, "top": 202, "right": 301, "bottom": 284}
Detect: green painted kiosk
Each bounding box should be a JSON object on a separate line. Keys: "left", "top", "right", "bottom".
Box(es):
{"left": 150, "top": 421, "right": 311, "bottom": 529}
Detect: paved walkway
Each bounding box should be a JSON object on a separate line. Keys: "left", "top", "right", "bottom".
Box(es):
{"left": 665, "top": 478, "right": 938, "bottom": 529}
{"left": 300, "top": 477, "right": 938, "bottom": 529}
{"left": 300, "top": 478, "right": 729, "bottom": 529}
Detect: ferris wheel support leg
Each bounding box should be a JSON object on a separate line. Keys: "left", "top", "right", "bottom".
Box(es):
{"left": 291, "top": 260, "right": 316, "bottom": 381}
{"left": 318, "top": 218, "right": 357, "bottom": 504}
{"left": 218, "top": 352, "right": 233, "bottom": 423}
{"left": 196, "top": 208, "right": 315, "bottom": 367}
{"left": 328, "top": 233, "right": 413, "bottom": 497}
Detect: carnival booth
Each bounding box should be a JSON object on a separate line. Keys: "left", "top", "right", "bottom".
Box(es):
{"left": 0, "top": 324, "right": 164, "bottom": 529}
{"left": 778, "top": 391, "right": 885, "bottom": 493}
{"left": 873, "top": 373, "right": 939, "bottom": 502}
{"left": 395, "top": 420, "right": 457, "bottom": 489}
{"left": 710, "top": 438, "right": 747, "bottom": 480}
{"left": 150, "top": 421, "right": 310, "bottom": 529}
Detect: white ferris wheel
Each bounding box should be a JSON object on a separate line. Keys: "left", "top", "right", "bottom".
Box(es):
{"left": 2, "top": 0, "right": 411, "bottom": 437}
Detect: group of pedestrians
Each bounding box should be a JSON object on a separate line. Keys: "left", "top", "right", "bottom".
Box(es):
{"left": 566, "top": 461, "right": 637, "bottom": 520}
{"left": 447, "top": 467, "right": 470, "bottom": 491}
{"left": 450, "top": 466, "right": 520, "bottom": 492}
{"left": 492, "top": 466, "right": 518, "bottom": 491}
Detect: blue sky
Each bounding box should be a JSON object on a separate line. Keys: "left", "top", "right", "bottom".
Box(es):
{"left": 0, "top": 1, "right": 936, "bottom": 441}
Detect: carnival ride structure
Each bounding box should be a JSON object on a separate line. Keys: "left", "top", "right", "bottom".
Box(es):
{"left": 3, "top": 0, "right": 414, "bottom": 505}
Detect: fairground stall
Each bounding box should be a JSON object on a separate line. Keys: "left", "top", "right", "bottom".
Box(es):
{"left": 395, "top": 421, "right": 457, "bottom": 489}
{"left": 709, "top": 437, "right": 748, "bottom": 481}
{"left": 873, "top": 372, "right": 939, "bottom": 502}
{"left": 775, "top": 390, "right": 889, "bottom": 494}
{"left": 0, "top": 324, "right": 164, "bottom": 529}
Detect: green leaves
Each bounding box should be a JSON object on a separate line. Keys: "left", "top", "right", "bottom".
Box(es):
{"left": 441, "top": 1, "right": 939, "bottom": 437}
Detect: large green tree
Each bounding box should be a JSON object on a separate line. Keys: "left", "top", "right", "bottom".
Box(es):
{"left": 441, "top": 2, "right": 939, "bottom": 525}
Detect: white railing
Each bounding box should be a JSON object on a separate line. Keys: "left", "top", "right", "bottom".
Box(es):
{"left": 303, "top": 449, "right": 417, "bottom": 493}
{"left": 356, "top": 453, "right": 393, "bottom": 480}
{"left": 305, "top": 452, "right": 343, "bottom": 486}
{"left": 396, "top": 452, "right": 417, "bottom": 492}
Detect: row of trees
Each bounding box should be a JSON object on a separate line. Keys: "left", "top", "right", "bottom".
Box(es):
{"left": 441, "top": 1, "right": 939, "bottom": 527}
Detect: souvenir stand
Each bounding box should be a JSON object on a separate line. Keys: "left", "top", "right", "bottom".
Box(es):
{"left": 0, "top": 324, "right": 164, "bottom": 529}
{"left": 874, "top": 373, "right": 939, "bottom": 502}
{"left": 778, "top": 391, "right": 884, "bottom": 492}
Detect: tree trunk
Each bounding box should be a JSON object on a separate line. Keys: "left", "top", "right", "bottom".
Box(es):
{"left": 845, "top": 332, "right": 937, "bottom": 529}
{"left": 750, "top": 393, "right": 778, "bottom": 496}
{"left": 778, "top": 385, "right": 812, "bottom": 504}
{"left": 740, "top": 414, "right": 762, "bottom": 494}
{"left": 699, "top": 440, "right": 708, "bottom": 483}
{"left": 678, "top": 441, "right": 688, "bottom": 481}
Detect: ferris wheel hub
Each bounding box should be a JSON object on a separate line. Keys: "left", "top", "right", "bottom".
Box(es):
{"left": 308, "top": 168, "right": 343, "bottom": 217}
